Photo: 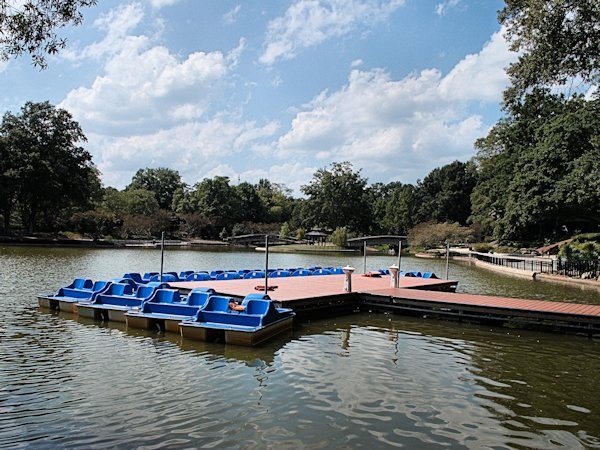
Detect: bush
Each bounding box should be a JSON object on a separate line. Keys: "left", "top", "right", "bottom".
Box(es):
{"left": 121, "top": 210, "right": 172, "bottom": 238}
{"left": 178, "top": 213, "right": 215, "bottom": 238}
{"left": 69, "top": 208, "right": 119, "bottom": 237}
{"left": 408, "top": 222, "right": 475, "bottom": 250}
{"left": 330, "top": 227, "right": 348, "bottom": 247}
{"left": 472, "top": 243, "right": 493, "bottom": 253}
{"left": 279, "top": 222, "right": 290, "bottom": 238}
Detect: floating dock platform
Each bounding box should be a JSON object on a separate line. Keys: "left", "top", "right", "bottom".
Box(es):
{"left": 170, "top": 275, "right": 600, "bottom": 336}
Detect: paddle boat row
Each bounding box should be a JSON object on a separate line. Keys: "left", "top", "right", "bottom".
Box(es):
{"left": 123, "top": 266, "right": 346, "bottom": 283}
{"left": 39, "top": 279, "right": 295, "bottom": 346}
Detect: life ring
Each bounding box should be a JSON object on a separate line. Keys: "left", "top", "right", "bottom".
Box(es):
{"left": 254, "top": 285, "right": 278, "bottom": 291}
{"left": 362, "top": 272, "right": 381, "bottom": 278}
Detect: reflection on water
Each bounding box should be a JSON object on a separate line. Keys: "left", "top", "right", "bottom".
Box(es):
{"left": 1, "top": 246, "right": 600, "bottom": 448}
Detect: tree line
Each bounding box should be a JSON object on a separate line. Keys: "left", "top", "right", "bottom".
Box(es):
{"left": 0, "top": 0, "right": 598, "bottom": 246}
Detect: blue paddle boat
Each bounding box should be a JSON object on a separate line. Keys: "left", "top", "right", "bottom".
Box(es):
{"left": 125, "top": 287, "right": 215, "bottom": 332}
{"left": 76, "top": 283, "right": 166, "bottom": 322}
{"left": 38, "top": 279, "right": 112, "bottom": 313}
{"left": 179, "top": 294, "right": 295, "bottom": 346}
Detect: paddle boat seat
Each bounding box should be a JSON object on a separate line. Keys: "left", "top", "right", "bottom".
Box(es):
{"left": 216, "top": 272, "right": 241, "bottom": 280}
{"left": 85, "top": 284, "right": 156, "bottom": 309}
{"left": 291, "top": 269, "right": 312, "bottom": 276}
{"left": 244, "top": 271, "right": 266, "bottom": 279}
{"left": 422, "top": 272, "right": 439, "bottom": 279}
{"left": 312, "top": 269, "right": 332, "bottom": 276}
{"left": 54, "top": 279, "right": 111, "bottom": 301}
{"left": 186, "top": 272, "right": 211, "bottom": 281}
{"left": 269, "top": 270, "right": 291, "bottom": 278}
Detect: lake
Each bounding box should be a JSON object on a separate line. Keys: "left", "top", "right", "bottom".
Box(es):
{"left": 1, "top": 246, "right": 599, "bottom": 448}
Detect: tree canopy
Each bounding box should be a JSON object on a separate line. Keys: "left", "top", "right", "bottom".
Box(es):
{"left": 127, "top": 167, "right": 185, "bottom": 210}
{"left": 301, "top": 162, "right": 371, "bottom": 233}
{"left": 1, "top": 0, "right": 97, "bottom": 67}
{"left": 500, "top": 0, "right": 600, "bottom": 105}
{"left": 0, "top": 101, "right": 99, "bottom": 233}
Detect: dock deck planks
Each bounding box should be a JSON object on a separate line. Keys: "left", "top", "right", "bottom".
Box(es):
{"left": 170, "top": 275, "right": 600, "bottom": 334}
{"left": 170, "top": 274, "right": 457, "bottom": 302}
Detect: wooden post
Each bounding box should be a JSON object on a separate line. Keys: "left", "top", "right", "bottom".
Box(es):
{"left": 160, "top": 231, "right": 165, "bottom": 283}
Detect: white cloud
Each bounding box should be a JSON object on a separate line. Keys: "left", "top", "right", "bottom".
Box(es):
{"left": 94, "top": 119, "right": 279, "bottom": 187}
{"left": 350, "top": 58, "right": 363, "bottom": 68}
{"left": 149, "top": 0, "right": 181, "bottom": 9}
{"left": 61, "top": 41, "right": 232, "bottom": 135}
{"left": 79, "top": 2, "right": 146, "bottom": 60}
{"left": 223, "top": 4, "right": 242, "bottom": 24}
{"left": 439, "top": 29, "right": 512, "bottom": 102}
{"left": 275, "top": 29, "right": 516, "bottom": 183}
{"left": 260, "top": 0, "right": 405, "bottom": 65}
{"left": 435, "top": 0, "right": 461, "bottom": 16}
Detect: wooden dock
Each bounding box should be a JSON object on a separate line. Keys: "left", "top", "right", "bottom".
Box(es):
{"left": 170, "top": 275, "right": 600, "bottom": 335}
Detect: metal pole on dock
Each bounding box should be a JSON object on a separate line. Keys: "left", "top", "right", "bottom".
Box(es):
{"left": 397, "top": 240, "right": 402, "bottom": 286}
{"left": 363, "top": 241, "right": 367, "bottom": 274}
{"left": 264, "top": 235, "right": 269, "bottom": 295}
{"left": 445, "top": 242, "right": 450, "bottom": 280}
{"left": 160, "top": 231, "right": 165, "bottom": 283}
{"left": 397, "top": 240, "right": 402, "bottom": 271}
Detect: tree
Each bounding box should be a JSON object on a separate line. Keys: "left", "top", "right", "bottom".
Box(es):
{"left": 256, "top": 178, "right": 293, "bottom": 223}
{"left": 499, "top": 0, "right": 600, "bottom": 105}
{"left": 0, "top": 101, "right": 99, "bottom": 234}
{"left": 416, "top": 161, "right": 478, "bottom": 226}
{"left": 1, "top": 0, "right": 97, "bottom": 67}
{"left": 381, "top": 184, "right": 418, "bottom": 235}
{"left": 127, "top": 167, "right": 185, "bottom": 210}
{"left": 234, "top": 182, "right": 263, "bottom": 223}
{"left": 301, "top": 162, "right": 370, "bottom": 233}
{"left": 330, "top": 226, "right": 348, "bottom": 247}
{"left": 279, "top": 222, "right": 290, "bottom": 239}
{"left": 103, "top": 188, "right": 160, "bottom": 217}
{"left": 173, "top": 176, "right": 239, "bottom": 234}
{"left": 471, "top": 92, "right": 600, "bottom": 241}
{"left": 0, "top": 135, "right": 18, "bottom": 233}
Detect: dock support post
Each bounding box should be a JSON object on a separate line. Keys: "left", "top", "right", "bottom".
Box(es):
{"left": 363, "top": 241, "right": 367, "bottom": 274}
{"left": 160, "top": 231, "right": 165, "bottom": 283}
{"left": 264, "top": 235, "right": 269, "bottom": 295}
{"left": 445, "top": 242, "right": 450, "bottom": 280}
{"left": 389, "top": 265, "right": 399, "bottom": 288}
{"left": 343, "top": 266, "right": 355, "bottom": 292}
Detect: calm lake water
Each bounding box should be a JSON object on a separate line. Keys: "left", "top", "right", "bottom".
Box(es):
{"left": 1, "top": 246, "right": 600, "bottom": 448}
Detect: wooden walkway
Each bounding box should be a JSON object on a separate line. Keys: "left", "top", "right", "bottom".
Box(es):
{"left": 171, "top": 274, "right": 456, "bottom": 301}
{"left": 170, "top": 275, "right": 600, "bottom": 335}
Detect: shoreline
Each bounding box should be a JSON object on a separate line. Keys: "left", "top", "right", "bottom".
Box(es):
{"left": 416, "top": 252, "right": 600, "bottom": 292}
{"left": 0, "top": 236, "right": 228, "bottom": 248}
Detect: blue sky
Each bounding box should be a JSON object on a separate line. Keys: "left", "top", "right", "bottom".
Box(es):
{"left": 1, "top": 0, "right": 513, "bottom": 192}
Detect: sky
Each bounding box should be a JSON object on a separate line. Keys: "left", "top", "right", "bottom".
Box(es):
{"left": 1, "top": 0, "right": 514, "bottom": 193}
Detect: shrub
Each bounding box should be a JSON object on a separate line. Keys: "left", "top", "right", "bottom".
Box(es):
{"left": 69, "top": 208, "right": 119, "bottom": 237}
{"left": 279, "top": 222, "right": 290, "bottom": 239}
{"left": 408, "top": 222, "right": 475, "bottom": 250}
{"left": 472, "top": 243, "right": 493, "bottom": 253}
{"left": 121, "top": 210, "right": 172, "bottom": 238}
{"left": 178, "top": 213, "right": 215, "bottom": 238}
{"left": 330, "top": 227, "right": 348, "bottom": 247}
